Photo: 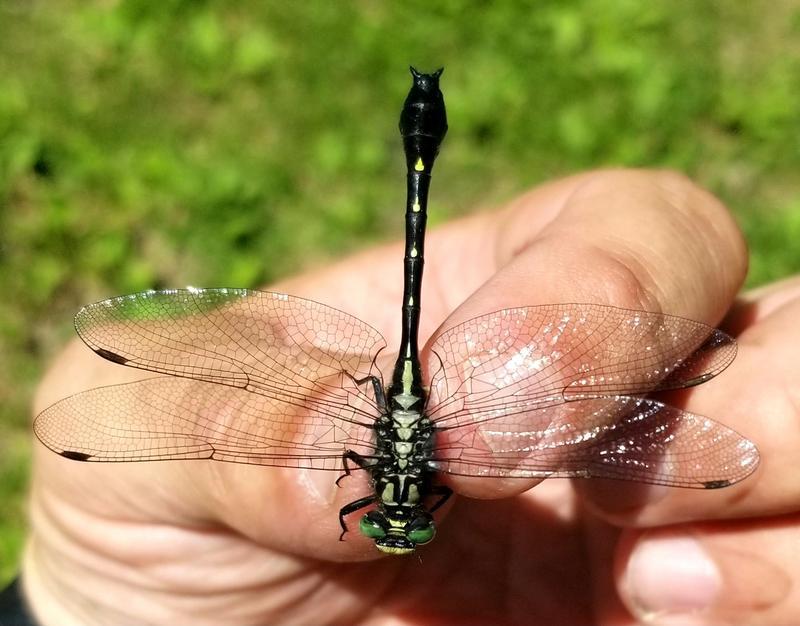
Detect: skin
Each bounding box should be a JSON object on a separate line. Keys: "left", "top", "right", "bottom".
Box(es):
{"left": 25, "top": 169, "right": 800, "bottom": 625}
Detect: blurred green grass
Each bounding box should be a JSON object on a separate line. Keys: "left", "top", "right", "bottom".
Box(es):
{"left": 2, "top": 1, "right": 800, "bottom": 583}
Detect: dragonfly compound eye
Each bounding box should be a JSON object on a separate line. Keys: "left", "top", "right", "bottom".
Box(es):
{"left": 406, "top": 515, "right": 436, "bottom": 545}
{"left": 359, "top": 510, "right": 388, "bottom": 540}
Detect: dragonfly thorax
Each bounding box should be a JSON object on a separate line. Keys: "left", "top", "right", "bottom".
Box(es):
{"left": 355, "top": 395, "right": 438, "bottom": 554}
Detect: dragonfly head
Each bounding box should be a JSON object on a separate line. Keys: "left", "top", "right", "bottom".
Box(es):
{"left": 359, "top": 509, "right": 436, "bottom": 555}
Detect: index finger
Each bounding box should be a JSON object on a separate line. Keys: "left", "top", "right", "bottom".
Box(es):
{"left": 419, "top": 169, "right": 752, "bottom": 517}
{"left": 429, "top": 168, "right": 746, "bottom": 328}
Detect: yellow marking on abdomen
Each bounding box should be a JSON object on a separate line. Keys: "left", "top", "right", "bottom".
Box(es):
{"left": 414, "top": 157, "right": 424, "bottom": 172}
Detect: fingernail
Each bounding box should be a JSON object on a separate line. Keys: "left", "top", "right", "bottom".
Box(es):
{"left": 624, "top": 535, "right": 721, "bottom": 621}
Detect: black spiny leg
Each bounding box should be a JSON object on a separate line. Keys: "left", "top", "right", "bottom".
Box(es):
{"left": 345, "top": 371, "right": 388, "bottom": 412}
{"left": 336, "top": 372, "right": 386, "bottom": 490}
{"left": 336, "top": 449, "right": 382, "bottom": 539}
{"left": 336, "top": 370, "right": 386, "bottom": 540}
{"left": 338, "top": 495, "right": 375, "bottom": 540}
{"left": 335, "top": 449, "right": 374, "bottom": 487}
{"left": 428, "top": 485, "right": 453, "bottom": 513}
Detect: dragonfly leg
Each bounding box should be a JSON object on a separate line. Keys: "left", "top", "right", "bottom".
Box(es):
{"left": 345, "top": 371, "right": 387, "bottom": 412}
{"left": 428, "top": 485, "right": 453, "bottom": 513}
{"left": 335, "top": 449, "right": 373, "bottom": 487}
{"left": 338, "top": 495, "right": 375, "bottom": 540}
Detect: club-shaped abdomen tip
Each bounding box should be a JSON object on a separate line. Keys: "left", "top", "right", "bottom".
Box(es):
{"left": 409, "top": 66, "right": 444, "bottom": 79}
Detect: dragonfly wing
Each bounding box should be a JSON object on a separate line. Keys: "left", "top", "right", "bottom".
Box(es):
{"left": 34, "top": 377, "right": 377, "bottom": 469}
{"left": 426, "top": 304, "right": 735, "bottom": 427}
{"left": 432, "top": 396, "right": 759, "bottom": 488}
{"left": 74, "top": 289, "right": 387, "bottom": 423}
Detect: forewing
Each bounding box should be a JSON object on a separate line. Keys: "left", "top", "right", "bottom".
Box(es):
{"left": 426, "top": 304, "right": 735, "bottom": 427}
{"left": 432, "top": 396, "right": 759, "bottom": 488}
{"left": 34, "top": 377, "right": 377, "bottom": 469}
{"left": 74, "top": 289, "right": 387, "bottom": 425}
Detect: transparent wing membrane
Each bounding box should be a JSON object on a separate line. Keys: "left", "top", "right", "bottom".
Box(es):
{"left": 424, "top": 304, "right": 755, "bottom": 487}
{"left": 35, "top": 377, "right": 377, "bottom": 469}
{"left": 35, "top": 295, "right": 757, "bottom": 488}
{"left": 35, "top": 289, "right": 386, "bottom": 466}
{"left": 433, "top": 396, "right": 758, "bottom": 488}
{"left": 426, "top": 304, "right": 736, "bottom": 426}
{"left": 76, "top": 288, "right": 386, "bottom": 421}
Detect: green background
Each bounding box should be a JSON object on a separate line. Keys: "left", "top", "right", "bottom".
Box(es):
{"left": 2, "top": 1, "right": 799, "bottom": 583}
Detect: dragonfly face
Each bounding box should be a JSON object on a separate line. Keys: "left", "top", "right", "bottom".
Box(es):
{"left": 360, "top": 509, "right": 436, "bottom": 555}
{"left": 33, "top": 69, "right": 760, "bottom": 555}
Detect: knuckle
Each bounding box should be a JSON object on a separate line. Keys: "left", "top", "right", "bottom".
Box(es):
{"left": 582, "top": 244, "right": 664, "bottom": 312}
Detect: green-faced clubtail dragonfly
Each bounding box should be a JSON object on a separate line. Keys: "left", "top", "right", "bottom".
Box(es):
{"left": 34, "top": 68, "right": 759, "bottom": 555}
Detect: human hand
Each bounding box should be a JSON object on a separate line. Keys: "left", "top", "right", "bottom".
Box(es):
{"left": 27, "top": 169, "right": 790, "bottom": 625}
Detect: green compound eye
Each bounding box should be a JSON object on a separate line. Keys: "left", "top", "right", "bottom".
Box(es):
{"left": 359, "top": 513, "right": 387, "bottom": 539}
{"left": 407, "top": 521, "right": 435, "bottom": 545}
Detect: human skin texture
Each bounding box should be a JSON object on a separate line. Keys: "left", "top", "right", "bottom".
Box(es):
{"left": 26, "top": 169, "right": 798, "bottom": 625}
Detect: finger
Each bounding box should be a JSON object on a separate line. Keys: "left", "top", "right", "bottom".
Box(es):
{"left": 613, "top": 520, "right": 797, "bottom": 625}
{"left": 724, "top": 274, "right": 800, "bottom": 336}
{"left": 422, "top": 169, "right": 750, "bottom": 500}
{"left": 432, "top": 168, "right": 746, "bottom": 321}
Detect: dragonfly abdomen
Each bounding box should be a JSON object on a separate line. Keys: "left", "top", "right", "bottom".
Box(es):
{"left": 389, "top": 68, "right": 448, "bottom": 402}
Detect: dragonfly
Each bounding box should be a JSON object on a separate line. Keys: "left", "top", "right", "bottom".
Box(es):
{"left": 35, "top": 67, "right": 759, "bottom": 555}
